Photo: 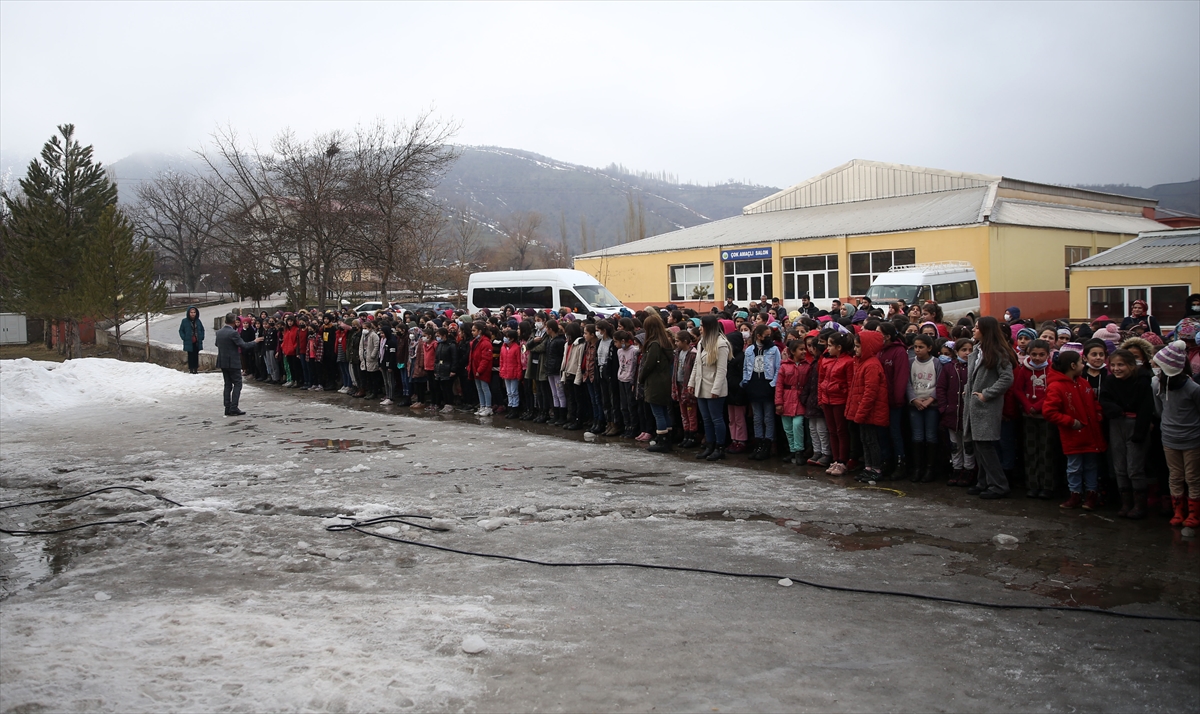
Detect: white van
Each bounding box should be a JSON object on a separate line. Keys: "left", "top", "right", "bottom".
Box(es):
{"left": 864, "top": 261, "right": 980, "bottom": 321}
{"left": 467, "top": 269, "right": 628, "bottom": 315}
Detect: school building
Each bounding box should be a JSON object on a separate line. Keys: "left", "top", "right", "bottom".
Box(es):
{"left": 1068, "top": 226, "right": 1199, "bottom": 326}
{"left": 572, "top": 160, "right": 1166, "bottom": 322}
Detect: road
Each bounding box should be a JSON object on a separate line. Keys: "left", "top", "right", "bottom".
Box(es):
{"left": 137, "top": 296, "right": 286, "bottom": 355}
{"left": 1, "top": 368, "right": 1196, "bottom": 712}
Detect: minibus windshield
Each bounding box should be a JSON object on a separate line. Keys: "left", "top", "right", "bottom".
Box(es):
{"left": 574, "top": 284, "right": 623, "bottom": 308}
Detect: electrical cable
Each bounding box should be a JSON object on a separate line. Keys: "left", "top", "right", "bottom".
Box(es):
{"left": 0, "top": 486, "right": 183, "bottom": 536}
{"left": 328, "top": 515, "right": 1200, "bottom": 624}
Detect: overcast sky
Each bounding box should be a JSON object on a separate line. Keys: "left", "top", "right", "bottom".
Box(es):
{"left": 2, "top": 1, "right": 1197, "bottom": 188}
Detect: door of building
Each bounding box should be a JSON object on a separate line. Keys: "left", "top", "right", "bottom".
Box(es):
{"left": 724, "top": 259, "right": 773, "bottom": 304}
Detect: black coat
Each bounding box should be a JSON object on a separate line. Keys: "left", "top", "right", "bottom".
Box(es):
{"left": 214, "top": 326, "right": 256, "bottom": 369}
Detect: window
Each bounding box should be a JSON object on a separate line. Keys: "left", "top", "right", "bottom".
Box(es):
{"left": 1065, "top": 247, "right": 1091, "bottom": 289}
{"left": 1088, "top": 285, "right": 1192, "bottom": 323}
{"left": 782, "top": 254, "right": 839, "bottom": 301}
{"left": 471, "top": 285, "right": 553, "bottom": 309}
{"left": 849, "top": 249, "right": 915, "bottom": 295}
{"left": 559, "top": 289, "right": 585, "bottom": 312}
{"left": 932, "top": 280, "right": 979, "bottom": 304}
{"left": 669, "top": 262, "right": 715, "bottom": 301}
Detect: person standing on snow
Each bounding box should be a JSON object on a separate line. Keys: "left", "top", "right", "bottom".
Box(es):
{"left": 179, "top": 306, "right": 205, "bottom": 374}
{"left": 215, "top": 312, "right": 263, "bottom": 417}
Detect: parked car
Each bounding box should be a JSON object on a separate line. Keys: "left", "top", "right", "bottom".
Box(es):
{"left": 865, "top": 261, "right": 980, "bottom": 321}
{"left": 352, "top": 301, "right": 383, "bottom": 314}
{"left": 467, "top": 269, "right": 627, "bottom": 315}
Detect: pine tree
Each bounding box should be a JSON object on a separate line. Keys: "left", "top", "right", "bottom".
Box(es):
{"left": 85, "top": 206, "right": 164, "bottom": 353}
{"left": 0, "top": 124, "right": 118, "bottom": 358}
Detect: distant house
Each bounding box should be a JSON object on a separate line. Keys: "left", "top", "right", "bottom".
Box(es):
{"left": 1069, "top": 227, "right": 1199, "bottom": 324}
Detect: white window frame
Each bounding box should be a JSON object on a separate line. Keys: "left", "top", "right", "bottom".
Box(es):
{"left": 669, "top": 262, "right": 715, "bottom": 302}
{"left": 782, "top": 254, "right": 839, "bottom": 305}
{"left": 849, "top": 249, "right": 915, "bottom": 296}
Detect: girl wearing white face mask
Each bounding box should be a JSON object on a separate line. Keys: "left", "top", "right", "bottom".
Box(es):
{"left": 1014, "top": 339, "right": 1056, "bottom": 498}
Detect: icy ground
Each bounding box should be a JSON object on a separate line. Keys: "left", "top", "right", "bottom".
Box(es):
{"left": 1, "top": 359, "right": 1197, "bottom": 713}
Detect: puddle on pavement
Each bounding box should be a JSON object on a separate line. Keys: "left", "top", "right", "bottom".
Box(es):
{"left": 0, "top": 535, "right": 75, "bottom": 598}
{"left": 285, "top": 438, "right": 410, "bottom": 452}
{"left": 569, "top": 468, "right": 682, "bottom": 486}
{"left": 691, "top": 510, "right": 777, "bottom": 522}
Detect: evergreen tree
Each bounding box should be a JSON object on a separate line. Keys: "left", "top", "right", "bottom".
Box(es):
{"left": 85, "top": 206, "right": 164, "bottom": 353}
{"left": 0, "top": 124, "right": 118, "bottom": 357}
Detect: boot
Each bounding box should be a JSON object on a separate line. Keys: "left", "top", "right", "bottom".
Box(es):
{"left": 1127, "top": 491, "right": 1148, "bottom": 520}
{"left": 909, "top": 443, "right": 926, "bottom": 482}
{"left": 647, "top": 433, "right": 672, "bottom": 453}
{"left": 1117, "top": 490, "right": 1134, "bottom": 518}
{"left": 1185, "top": 499, "right": 1200, "bottom": 529}
{"left": 727, "top": 440, "right": 747, "bottom": 454}
{"left": 679, "top": 432, "right": 697, "bottom": 449}
{"left": 533, "top": 407, "right": 549, "bottom": 424}
{"left": 1169, "top": 496, "right": 1187, "bottom": 526}
{"left": 919, "top": 445, "right": 937, "bottom": 483}
{"left": 751, "top": 439, "right": 771, "bottom": 461}
{"left": 879, "top": 457, "right": 896, "bottom": 481}
{"left": 707, "top": 445, "right": 726, "bottom": 461}
{"left": 948, "top": 468, "right": 963, "bottom": 487}
{"left": 695, "top": 443, "right": 714, "bottom": 460}
{"left": 603, "top": 423, "right": 621, "bottom": 437}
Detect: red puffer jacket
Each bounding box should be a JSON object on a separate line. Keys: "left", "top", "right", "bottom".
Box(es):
{"left": 845, "top": 331, "right": 890, "bottom": 427}
{"left": 818, "top": 352, "right": 855, "bottom": 406}
{"left": 1042, "top": 369, "right": 1105, "bottom": 455}
{"left": 499, "top": 341, "right": 524, "bottom": 380}
{"left": 468, "top": 336, "right": 493, "bottom": 381}
{"left": 775, "top": 357, "right": 812, "bottom": 417}
{"left": 281, "top": 325, "right": 301, "bottom": 357}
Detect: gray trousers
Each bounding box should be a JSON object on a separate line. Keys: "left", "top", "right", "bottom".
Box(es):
{"left": 1109, "top": 417, "right": 1148, "bottom": 491}
{"left": 221, "top": 368, "right": 243, "bottom": 412}
{"left": 972, "top": 440, "right": 1009, "bottom": 494}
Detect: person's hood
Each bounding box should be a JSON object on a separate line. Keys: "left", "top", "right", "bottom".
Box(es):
{"left": 858, "top": 330, "right": 884, "bottom": 359}
{"left": 185, "top": 305, "right": 200, "bottom": 319}
{"left": 1047, "top": 368, "right": 1076, "bottom": 387}
{"left": 726, "top": 330, "right": 744, "bottom": 354}
{"left": 1007, "top": 306, "right": 1021, "bottom": 321}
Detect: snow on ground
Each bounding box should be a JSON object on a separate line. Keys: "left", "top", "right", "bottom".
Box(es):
{"left": 0, "top": 358, "right": 219, "bottom": 422}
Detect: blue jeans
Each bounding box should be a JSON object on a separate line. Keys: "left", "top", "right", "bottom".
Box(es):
{"left": 399, "top": 366, "right": 410, "bottom": 396}
{"left": 475, "top": 379, "right": 492, "bottom": 408}
{"left": 750, "top": 399, "right": 775, "bottom": 439}
{"left": 650, "top": 403, "right": 672, "bottom": 432}
{"left": 697, "top": 397, "right": 727, "bottom": 446}
{"left": 1066, "top": 453, "right": 1100, "bottom": 493}
{"left": 505, "top": 378, "right": 520, "bottom": 407}
{"left": 587, "top": 382, "right": 605, "bottom": 424}
{"left": 909, "top": 406, "right": 940, "bottom": 443}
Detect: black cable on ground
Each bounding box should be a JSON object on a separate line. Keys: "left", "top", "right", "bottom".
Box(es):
{"left": 0, "top": 486, "right": 183, "bottom": 536}
{"left": 328, "top": 515, "right": 1200, "bottom": 624}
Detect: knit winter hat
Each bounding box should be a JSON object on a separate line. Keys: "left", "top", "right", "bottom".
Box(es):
{"left": 1153, "top": 340, "right": 1187, "bottom": 377}
{"left": 1056, "top": 328, "right": 1071, "bottom": 338}
{"left": 1006, "top": 306, "right": 1021, "bottom": 321}
{"left": 1017, "top": 327, "right": 1037, "bottom": 341}
{"left": 1060, "top": 342, "right": 1084, "bottom": 356}
{"left": 1175, "top": 317, "right": 1199, "bottom": 342}
{"left": 1099, "top": 323, "right": 1121, "bottom": 342}
{"left": 1143, "top": 332, "right": 1164, "bottom": 347}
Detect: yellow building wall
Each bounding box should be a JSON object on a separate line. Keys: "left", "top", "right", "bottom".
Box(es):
{"left": 574, "top": 247, "right": 721, "bottom": 307}
{"left": 1069, "top": 266, "right": 1200, "bottom": 321}
{"left": 989, "top": 226, "right": 1130, "bottom": 293}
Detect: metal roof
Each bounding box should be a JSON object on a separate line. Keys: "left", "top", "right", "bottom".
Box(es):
{"left": 990, "top": 199, "right": 1164, "bottom": 234}
{"left": 576, "top": 187, "right": 991, "bottom": 259}
{"left": 1071, "top": 229, "right": 1200, "bottom": 269}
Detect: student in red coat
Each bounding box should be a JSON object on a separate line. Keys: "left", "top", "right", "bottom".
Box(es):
{"left": 1042, "top": 349, "right": 1106, "bottom": 511}
{"left": 818, "top": 332, "right": 856, "bottom": 475}
{"left": 845, "top": 330, "right": 890, "bottom": 482}
{"left": 468, "top": 322, "right": 495, "bottom": 416}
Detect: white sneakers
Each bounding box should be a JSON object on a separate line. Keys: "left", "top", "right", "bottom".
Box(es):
{"left": 478, "top": 407, "right": 493, "bottom": 417}
{"left": 380, "top": 398, "right": 393, "bottom": 406}
{"left": 440, "top": 404, "right": 454, "bottom": 414}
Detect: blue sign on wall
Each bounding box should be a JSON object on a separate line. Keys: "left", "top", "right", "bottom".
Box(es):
{"left": 721, "top": 247, "right": 772, "bottom": 261}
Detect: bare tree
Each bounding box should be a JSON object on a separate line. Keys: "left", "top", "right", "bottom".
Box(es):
{"left": 130, "top": 169, "right": 227, "bottom": 293}
{"left": 549, "top": 212, "right": 571, "bottom": 268}
{"left": 579, "top": 214, "right": 591, "bottom": 255}
{"left": 447, "top": 204, "right": 480, "bottom": 305}
{"left": 621, "top": 190, "right": 647, "bottom": 245}
{"left": 400, "top": 210, "right": 448, "bottom": 300}
{"left": 347, "top": 115, "right": 460, "bottom": 303}
{"left": 502, "top": 211, "right": 543, "bottom": 271}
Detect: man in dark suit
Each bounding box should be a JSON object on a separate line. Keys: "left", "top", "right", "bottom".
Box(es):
{"left": 214, "top": 312, "right": 263, "bottom": 416}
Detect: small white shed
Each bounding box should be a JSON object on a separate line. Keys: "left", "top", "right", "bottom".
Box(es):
{"left": 0, "top": 313, "right": 29, "bottom": 344}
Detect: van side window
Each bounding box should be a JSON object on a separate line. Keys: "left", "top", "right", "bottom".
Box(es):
{"left": 916, "top": 285, "right": 931, "bottom": 303}
{"left": 559, "top": 289, "right": 585, "bottom": 312}
{"left": 933, "top": 280, "right": 979, "bottom": 303}
{"left": 472, "top": 286, "right": 520, "bottom": 308}
{"left": 524, "top": 286, "right": 553, "bottom": 309}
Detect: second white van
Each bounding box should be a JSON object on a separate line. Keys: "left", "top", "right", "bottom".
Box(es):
{"left": 865, "top": 261, "right": 980, "bottom": 321}
{"left": 467, "top": 269, "right": 628, "bottom": 315}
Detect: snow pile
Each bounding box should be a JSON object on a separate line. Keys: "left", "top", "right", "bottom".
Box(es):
{"left": 0, "top": 358, "right": 218, "bottom": 421}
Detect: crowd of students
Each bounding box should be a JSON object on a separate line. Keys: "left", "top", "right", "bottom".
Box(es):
{"left": 220, "top": 292, "right": 1200, "bottom": 529}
